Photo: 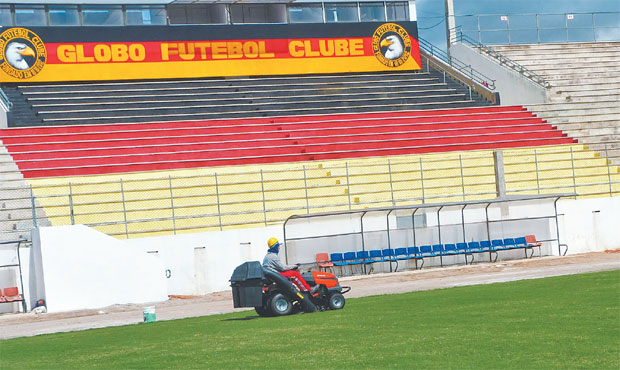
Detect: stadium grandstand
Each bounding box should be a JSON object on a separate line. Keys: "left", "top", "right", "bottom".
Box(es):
{"left": 0, "top": 0, "right": 618, "bottom": 314}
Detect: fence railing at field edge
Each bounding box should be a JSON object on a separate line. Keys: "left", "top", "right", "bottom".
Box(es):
{"left": 2, "top": 144, "right": 618, "bottom": 240}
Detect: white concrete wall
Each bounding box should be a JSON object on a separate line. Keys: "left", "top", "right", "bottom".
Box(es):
{"left": 449, "top": 43, "right": 547, "bottom": 106}
{"left": 0, "top": 107, "right": 7, "bottom": 129}
{"left": 30, "top": 225, "right": 168, "bottom": 313}
{"left": 2, "top": 196, "right": 618, "bottom": 313}
{"left": 557, "top": 197, "right": 620, "bottom": 255}
{"left": 125, "top": 225, "right": 281, "bottom": 296}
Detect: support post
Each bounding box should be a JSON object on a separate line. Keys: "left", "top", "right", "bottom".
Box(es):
{"left": 214, "top": 173, "right": 222, "bottom": 230}
{"left": 388, "top": 159, "right": 395, "bottom": 206}
{"left": 459, "top": 154, "right": 465, "bottom": 200}
{"left": 169, "top": 175, "right": 177, "bottom": 235}
{"left": 68, "top": 182, "right": 75, "bottom": 225}
{"left": 570, "top": 147, "right": 577, "bottom": 197}
{"left": 419, "top": 157, "right": 425, "bottom": 203}
{"left": 260, "top": 169, "right": 267, "bottom": 226}
{"left": 345, "top": 162, "right": 352, "bottom": 209}
{"left": 360, "top": 211, "right": 367, "bottom": 274}
{"left": 30, "top": 186, "right": 37, "bottom": 228}
{"left": 386, "top": 210, "right": 394, "bottom": 272}
{"left": 494, "top": 151, "right": 507, "bottom": 198}
{"left": 444, "top": 0, "right": 457, "bottom": 46}
{"left": 605, "top": 144, "right": 612, "bottom": 197}
{"left": 303, "top": 165, "right": 310, "bottom": 213}
{"left": 119, "top": 179, "right": 129, "bottom": 239}
{"left": 534, "top": 149, "right": 541, "bottom": 194}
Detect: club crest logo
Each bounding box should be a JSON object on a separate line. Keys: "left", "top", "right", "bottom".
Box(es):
{"left": 372, "top": 23, "right": 411, "bottom": 67}
{"left": 0, "top": 27, "right": 46, "bottom": 79}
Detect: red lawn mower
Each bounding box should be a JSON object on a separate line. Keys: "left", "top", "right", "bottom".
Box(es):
{"left": 230, "top": 261, "right": 350, "bottom": 316}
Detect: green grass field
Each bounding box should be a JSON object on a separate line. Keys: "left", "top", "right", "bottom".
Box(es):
{"left": 1, "top": 270, "right": 619, "bottom": 369}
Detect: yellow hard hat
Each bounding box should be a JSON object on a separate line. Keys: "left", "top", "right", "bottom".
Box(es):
{"left": 267, "top": 237, "right": 279, "bottom": 248}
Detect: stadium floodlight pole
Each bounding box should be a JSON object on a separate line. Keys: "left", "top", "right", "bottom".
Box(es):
{"left": 445, "top": 0, "right": 457, "bottom": 46}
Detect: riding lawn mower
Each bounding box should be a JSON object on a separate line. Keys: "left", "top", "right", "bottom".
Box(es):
{"left": 230, "top": 261, "right": 350, "bottom": 316}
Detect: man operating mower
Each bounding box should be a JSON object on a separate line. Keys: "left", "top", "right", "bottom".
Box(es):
{"left": 262, "top": 237, "right": 320, "bottom": 295}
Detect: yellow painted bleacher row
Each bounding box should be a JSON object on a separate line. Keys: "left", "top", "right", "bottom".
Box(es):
{"left": 26, "top": 144, "right": 620, "bottom": 238}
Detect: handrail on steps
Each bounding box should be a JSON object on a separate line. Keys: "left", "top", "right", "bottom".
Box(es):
{"left": 0, "top": 88, "right": 12, "bottom": 112}
{"left": 418, "top": 36, "right": 500, "bottom": 105}
{"left": 450, "top": 26, "right": 551, "bottom": 89}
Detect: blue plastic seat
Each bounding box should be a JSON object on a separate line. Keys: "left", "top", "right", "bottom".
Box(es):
{"left": 480, "top": 240, "right": 492, "bottom": 251}
{"left": 468, "top": 241, "right": 481, "bottom": 252}
{"left": 382, "top": 248, "right": 396, "bottom": 261}
{"left": 369, "top": 249, "right": 386, "bottom": 262}
{"left": 515, "top": 236, "right": 527, "bottom": 247}
{"left": 419, "top": 245, "right": 433, "bottom": 256}
{"left": 457, "top": 242, "right": 473, "bottom": 264}
{"left": 443, "top": 244, "right": 457, "bottom": 255}
{"left": 329, "top": 253, "right": 348, "bottom": 275}
{"left": 394, "top": 248, "right": 411, "bottom": 260}
{"left": 502, "top": 238, "right": 516, "bottom": 249}
{"left": 407, "top": 246, "right": 420, "bottom": 257}
{"left": 491, "top": 239, "right": 504, "bottom": 250}
{"left": 432, "top": 244, "right": 444, "bottom": 254}
{"left": 343, "top": 251, "right": 359, "bottom": 264}
{"left": 355, "top": 250, "right": 375, "bottom": 274}
{"left": 356, "top": 250, "right": 371, "bottom": 263}
{"left": 330, "top": 253, "right": 346, "bottom": 266}
{"left": 495, "top": 236, "right": 537, "bottom": 259}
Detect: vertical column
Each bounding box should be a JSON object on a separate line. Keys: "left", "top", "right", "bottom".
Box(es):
{"left": 444, "top": 0, "right": 457, "bottom": 46}
{"left": 493, "top": 151, "right": 506, "bottom": 198}
{"left": 168, "top": 175, "right": 176, "bottom": 235}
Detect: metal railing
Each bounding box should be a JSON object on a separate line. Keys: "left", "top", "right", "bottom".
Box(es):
{"left": 455, "top": 12, "right": 620, "bottom": 45}
{"left": 0, "top": 88, "right": 12, "bottom": 112}
{"left": 419, "top": 36, "right": 497, "bottom": 91}
{"left": 450, "top": 26, "right": 550, "bottom": 89}
{"left": 1, "top": 144, "right": 618, "bottom": 241}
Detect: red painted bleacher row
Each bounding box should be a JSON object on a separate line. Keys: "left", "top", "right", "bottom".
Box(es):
{"left": 0, "top": 106, "right": 574, "bottom": 178}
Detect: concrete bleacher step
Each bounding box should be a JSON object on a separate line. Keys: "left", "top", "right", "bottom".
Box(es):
{"left": 534, "top": 65, "right": 620, "bottom": 77}
{"left": 34, "top": 90, "right": 464, "bottom": 113}
{"left": 18, "top": 71, "right": 432, "bottom": 92}
{"left": 527, "top": 107, "right": 620, "bottom": 119}
{"left": 8, "top": 125, "right": 561, "bottom": 160}
{"left": 0, "top": 106, "right": 575, "bottom": 178}
{"left": 0, "top": 143, "right": 51, "bottom": 238}
{"left": 38, "top": 101, "right": 481, "bottom": 125}
{"left": 549, "top": 85, "right": 620, "bottom": 95}
{"left": 547, "top": 94, "right": 620, "bottom": 103}
{"left": 5, "top": 69, "right": 493, "bottom": 127}
{"left": 549, "top": 76, "right": 620, "bottom": 86}
{"left": 500, "top": 41, "right": 620, "bottom": 169}
{"left": 492, "top": 42, "right": 620, "bottom": 54}
{"left": 542, "top": 70, "right": 620, "bottom": 81}
{"left": 29, "top": 84, "right": 450, "bottom": 105}
{"left": 503, "top": 58, "right": 620, "bottom": 70}
{"left": 18, "top": 72, "right": 436, "bottom": 96}
{"left": 552, "top": 120, "right": 620, "bottom": 131}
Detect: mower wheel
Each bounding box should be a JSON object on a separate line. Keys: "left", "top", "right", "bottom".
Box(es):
{"left": 328, "top": 292, "right": 345, "bottom": 310}
{"left": 269, "top": 293, "right": 293, "bottom": 316}
{"left": 255, "top": 306, "right": 271, "bottom": 317}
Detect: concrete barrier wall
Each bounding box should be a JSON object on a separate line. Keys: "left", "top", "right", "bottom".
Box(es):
{"left": 29, "top": 225, "right": 169, "bottom": 313}
{"left": 449, "top": 43, "right": 547, "bottom": 105}
{"left": 1, "top": 197, "right": 617, "bottom": 313}
{"left": 557, "top": 197, "right": 620, "bottom": 255}
{"left": 125, "top": 225, "right": 281, "bottom": 296}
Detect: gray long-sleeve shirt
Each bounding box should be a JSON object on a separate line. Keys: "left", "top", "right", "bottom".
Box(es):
{"left": 262, "top": 252, "right": 295, "bottom": 272}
